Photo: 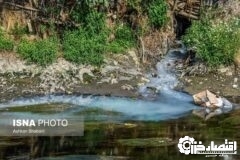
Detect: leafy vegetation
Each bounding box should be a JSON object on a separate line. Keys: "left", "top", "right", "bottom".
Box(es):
{"left": 0, "top": 29, "right": 14, "bottom": 51}
{"left": 63, "top": 28, "right": 106, "bottom": 66}
{"left": 107, "top": 24, "right": 136, "bottom": 53}
{"left": 64, "top": 8, "right": 137, "bottom": 65}
{"left": 84, "top": 11, "right": 107, "bottom": 35}
{"left": 183, "top": 12, "right": 240, "bottom": 67}
{"left": 70, "top": 1, "right": 99, "bottom": 24}
{"left": 17, "top": 37, "right": 58, "bottom": 66}
{"left": 147, "top": 0, "right": 168, "bottom": 28}
{"left": 0, "top": 0, "right": 170, "bottom": 66}
{"left": 63, "top": 11, "right": 107, "bottom": 66}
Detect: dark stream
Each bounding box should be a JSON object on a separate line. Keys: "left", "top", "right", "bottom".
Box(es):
{"left": 0, "top": 109, "right": 240, "bottom": 160}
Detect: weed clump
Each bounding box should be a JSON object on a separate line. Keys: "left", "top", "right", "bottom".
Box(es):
{"left": 0, "top": 29, "right": 14, "bottom": 51}
{"left": 183, "top": 13, "right": 240, "bottom": 67}
{"left": 17, "top": 37, "right": 58, "bottom": 66}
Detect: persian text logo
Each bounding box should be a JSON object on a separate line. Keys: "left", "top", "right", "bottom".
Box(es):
{"left": 178, "top": 136, "right": 237, "bottom": 155}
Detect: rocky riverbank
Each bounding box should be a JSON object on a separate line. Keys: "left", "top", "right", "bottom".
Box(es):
{"left": 1, "top": 49, "right": 240, "bottom": 103}
{"left": 179, "top": 63, "right": 240, "bottom": 99}
{"left": 0, "top": 51, "right": 149, "bottom": 102}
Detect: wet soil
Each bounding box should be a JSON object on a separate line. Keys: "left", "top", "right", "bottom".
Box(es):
{"left": 0, "top": 76, "right": 139, "bottom": 102}
{"left": 181, "top": 70, "right": 240, "bottom": 97}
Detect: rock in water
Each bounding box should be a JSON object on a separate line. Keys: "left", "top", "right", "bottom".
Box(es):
{"left": 193, "top": 90, "right": 234, "bottom": 120}
{"left": 193, "top": 90, "right": 218, "bottom": 107}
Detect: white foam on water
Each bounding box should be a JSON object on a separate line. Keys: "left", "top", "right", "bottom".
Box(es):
{"left": 139, "top": 41, "right": 190, "bottom": 100}
{"left": 0, "top": 41, "right": 198, "bottom": 121}
{"left": 0, "top": 94, "right": 197, "bottom": 121}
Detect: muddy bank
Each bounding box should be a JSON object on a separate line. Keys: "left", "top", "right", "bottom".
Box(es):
{"left": 0, "top": 76, "right": 140, "bottom": 102}
{"left": 1, "top": 50, "right": 240, "bottom": 102}
{"left": 180, "top": 65, "right": 240, "bottom": 98}
{"left": 0, "top": 51, "right": 147, "bottom": 102}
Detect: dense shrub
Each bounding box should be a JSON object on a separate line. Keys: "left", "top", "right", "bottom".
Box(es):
{"left": 70, "top": 2, "right": 108, "bottom": 28}
{"left": 147, "top": 0, "right": 168, "bottom": 28}
{"left": 64, "top": 10, "right": 137, "bottom": 65}
{"left": 183, "top": 17, "right": 240, "bottom": 67}
{"left": 17, "top": 37, "right": 58, "bottom": 66}
{"left": 0, "top": 29, "right": 14, "bottom": 51}
{"left": 63, "top": 11, "right": 108, "bottom": 66}
{"left": 83, "top": 11, "right": 107, "bottom": 34}
{"left": 63, "top": 28, "right": 106, "bottom": 66}
{"left": 107, "top": 24, "right": 136, "bottom": 53}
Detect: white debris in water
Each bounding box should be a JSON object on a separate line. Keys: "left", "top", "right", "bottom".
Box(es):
{"left": 0, "top": 94, "right": 197, "bottom": 121}
{"left": 139, "top": 41, "right": 188, "bottom": 99}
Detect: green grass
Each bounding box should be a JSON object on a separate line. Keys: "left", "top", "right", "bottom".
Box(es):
{"left": 107, "top": 24, "right": 136, "bottom": 53}
{"left": 183, "top": 15, "right": 240, "bottom": 67}
{"left": 63, "top": 11, "right": 108, "bottom": 66}
{"left": 147, "top": 0, "right": 168, "bottom": 28}
{"left": 63, "top": 23, "right": 137, "bottom": 66}
{"left": 17, "top": 37, "right": 58, "bottom": 66}
{"left": 63, "top": 28, "right": 106, "bottom": 66}
{"left": 0, "top": 29, "right": 14, "bottom": 51}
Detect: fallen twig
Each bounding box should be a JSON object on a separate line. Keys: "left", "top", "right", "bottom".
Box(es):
{"left": 4, "top": 2, "right": 39, "bottom": 12}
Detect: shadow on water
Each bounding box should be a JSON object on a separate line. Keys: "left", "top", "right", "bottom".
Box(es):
{"left": 0, "top": 105, "right": 240, "bottom": 160}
